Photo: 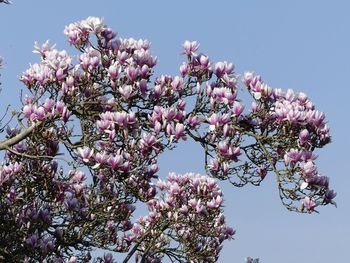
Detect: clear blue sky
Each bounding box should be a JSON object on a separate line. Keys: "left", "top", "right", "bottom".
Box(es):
{"left": 0, "top": 1, "right": 349, "bottom": 262}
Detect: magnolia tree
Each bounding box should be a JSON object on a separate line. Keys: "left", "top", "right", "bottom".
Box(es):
{"left": 0, "top": 17, "right": 336, "bottom": 262}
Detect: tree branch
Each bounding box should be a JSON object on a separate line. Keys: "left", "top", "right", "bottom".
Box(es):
{"left": 0, "top": 121, "right": 43, "bottom": 150}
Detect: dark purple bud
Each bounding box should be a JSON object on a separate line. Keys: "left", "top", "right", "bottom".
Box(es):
{"left": 66, "top": 197, "right": 79, "bottom": 211}
{"left": 325, "top": 189, "right": 337, "bottom": 203}
{"left": 103, "top": 253, "right": 114, "bottom": 263}
{"left": 26, "top": 233, "right": 38, "bottom": 248}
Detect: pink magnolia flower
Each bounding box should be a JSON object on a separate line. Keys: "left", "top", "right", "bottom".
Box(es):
{"left": 68, "top": 256, "right": 78, "bottom": 263}
{"left": 179, "top": 62, "right": 189, "bottom": 77}
{"left": 139, "top": 133, "right": 158, "bottom": 154}
{"left": 94, "top": 152, "right": 108, "bottom": 165}
{"left": 285, "top": 89, "right": 295, "bottom": 102}
{"left": 171, "top": 76, "right": 183, "bottom": 91}
{"left": 284, "top": 149, "right": 302, "bottom": 166}
{"left": 80, "top": 16, "right": 105, "bottom": 34}
{"left": 303, "top": 196, "right": 317, "bottom": 213}
{"left": 34, "top": 106, "right": 46, "bottom": 121}
{"left": 273, "top": 88, "right": 284, "bottom": 100}
{"left": 198, "top": 54, "right": 210, "bottom": 69}
{"left": 23, "top": 104, "right": 35, "bottom": 119}
{"left": 71, "top": 171, "right": 87, "bottom": 183}
{"left": 214, "top": 61, "right": 234, "bottom": 78}
{"left": 207, "top": 113, "right": 220, "bottom": 131}
{"left": 108, "top": 62, "right": 121, "bottom": 80}
{"left": 182, "top": 40, "right": 199, "bottom": 56}
{"left": 212, "top": 87, "right": 236, "bottom": 105}
{"left": 232, "top": 101, "right": 245, "bottom": 117}
{"left": 108, "top": 154, "right": 125, "bottom": 170}
{"left": 217, "top": 141, "right": 241, "bottom": 161}
{"left": 297, "top": 92, "right": 308, "bottom": 104}
{"left": 138, "top": 79, "right": 148, "bottom": 94}
{"left": 187, "top": 115, "right": 200, "bottom": 128}
{"left": 125, "top": 66, "right": 140, "bottom": 82}
{"left": 174, "top": 123, "right": 186, "bottom": 140}
{"left": 119, "top": 85, "right": 133, "bottom": 100}
{"left": 299, "top": 129, "right": 310, "bottom": 146}
{"left": 207, "top": 195, "right": 223, "bottom": 209}
{"left": 103, "top": 253, "right": 114, "bottom": 263}
{"left": 79, "top": 47, "right": 100, "bottom": 71}
{"left": 61, "top": 107, "right": 72, "bottom": 123}
{"left": 75, "top": 146, "right": 94, "bottom": 163}
{"left": 208, "top": 158, "right": 220, "bottom": 173}
{"left": 43, "top": 98, "right": 55, "bottom": 113}
{"left": 301, "top": 160, "right": 317, "bottom": 178}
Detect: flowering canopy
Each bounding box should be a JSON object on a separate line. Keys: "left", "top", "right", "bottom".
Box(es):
{"left": 0, "top": 16, "right": 335, "bottom": 262}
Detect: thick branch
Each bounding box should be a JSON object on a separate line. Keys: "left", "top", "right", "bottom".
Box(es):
{"left": 0, "top": 121, "right": 43, "bottom": 150}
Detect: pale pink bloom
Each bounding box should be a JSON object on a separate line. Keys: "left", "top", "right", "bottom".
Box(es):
{"left": 138, "top": 79, "right": 148, "bottom": 94}
{"left": 207, "top": 195, "right": 223, "bottom": 209}
{"left": 43, "top": 98, "right": 55, "bottom": 113}
{"left": 285, "top": 89, "right": 295, "bottom": 102}
{"left": 33, "top": 106, "right": 46, "bottom": 121}
{"left": 68, "top": 256, "right": 78, "bottom": 263}
{"left": 119, "top": 85, "right": 133, "bottom": 100}
{"left": 207, "top": 113, "right": 220, "bottom": 131}
{"left": 299, "top": 129, "right": 310, "bottom": 146}
{"left": 303, "top": 196, "right": 316, "bottom": 212}
{"left": 182, "top": 40, "right": 199, "bottom": 56}
{"left": 243, "top": 71, "right": 254, "bottom": 86}
{"left": 114, "top": 112, "right": 128, "bottom": 126}
{"left": 179, "top": 62, "right": 189, "bottom": 77}
{"left": 174, "top": 123, "right": 185, "bottom": 140}
{"left": 187, "top": 115, "right": 200, "bottom": 128}
{"left": 125, "top": 66, "right": 140, "bottom": 81}
{"left": 297, "top": 92, "right": 308, "bottom": 104}
{"left": 108, "top": 154, "right": 124, "bottom": 169}
{"left": 95, "top": 152, "right": 108, "bottom": 165}
{"left": 80, "top": 16, "right": 105, "bottom": 34}
{"left": 214, "top": 61, "right": 234, "bottom": 78}
{"left": 301, "top": 161, "right": 317, "bottom": 178}
{"left": 171, "top": 76, "right": 183, "bottom": 91}
{"left": 232, "top": 101, "right": 244, "bottom": 117}
{"left": 273, "top": 88, "right": 284, "bottom": 100}
{"left": 284, "top": 149, "right": 302, "bottom": 165}
{"left": 23, "top": 104, "right": 35, "bottom": 119}
{"left": 139, "top": 133, "right": 157, "bottom": 153}
{"left": 208, "top": 158, "right": 220, "bottom": 173}
{"left": 108, "top": 62, "right": 121, "bottom": 80}
{"left": 75, "top": 146, "right": 94, "bottom": 163}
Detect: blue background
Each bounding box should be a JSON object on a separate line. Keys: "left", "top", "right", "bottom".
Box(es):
{"left": 0, "top": 1, "right": 349, "bottom": 262}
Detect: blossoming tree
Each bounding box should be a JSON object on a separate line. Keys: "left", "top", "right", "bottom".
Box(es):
{"left": 0, "top": 17, "right": 336, "bottom": 262}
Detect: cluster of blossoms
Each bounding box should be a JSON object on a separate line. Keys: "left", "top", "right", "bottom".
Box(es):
{"left": 240, "top": 72, "right": 333, "bottom": 211}
{"left": 22, "top": 41, "right": 72, "bottom": 88}
{"left": 127, "top": 173, "right": 234, "bottom": 263}
{"left": 0, "top": 16, "right": 334, "bottom": 262}
{"left": 0, "top": 161, "right": 21, "bottom": 186}
{"left": 22, "top": 97, "right": 71, "bottom": 123}
{"left": 64, "top": 17, "right": 115, "bottom": 48}
{"left": 147, "top": 103, "right": 187, "bottom": 141}
{"left": 243, "top": 72, "right": 330, "bottom": 145}
{"left": 284, "top": 148, "right": 336, "bottom": 212}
